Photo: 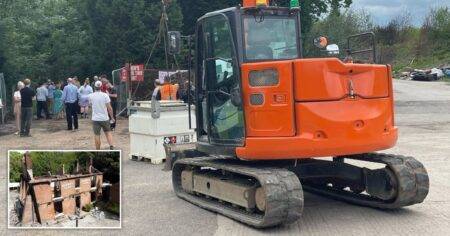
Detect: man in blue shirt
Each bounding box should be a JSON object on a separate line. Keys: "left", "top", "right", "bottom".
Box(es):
{"left": 47, "top": 79, "right": 55, "bottom": 115}
{"left": 62, "top": 78, "right": 79, "bottom": 130}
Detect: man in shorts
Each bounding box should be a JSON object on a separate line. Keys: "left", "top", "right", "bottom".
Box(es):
{"left": 89, "top": 81, "right": 115, "bottom": 150}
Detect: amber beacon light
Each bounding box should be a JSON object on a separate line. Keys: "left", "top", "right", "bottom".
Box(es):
{"left": 243, "top": 0, "right": 269, "bottom": 7}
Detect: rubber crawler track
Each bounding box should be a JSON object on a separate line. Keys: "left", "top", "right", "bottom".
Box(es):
{"left": 302, "top": 153, "right": 429, "bottom": 209}
{"left": 172, "top": 156, "right": 304, "bottom": 228}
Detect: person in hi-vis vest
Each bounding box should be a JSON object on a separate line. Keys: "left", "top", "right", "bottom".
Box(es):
{"left": 154, "top": 79, "right": 180, "bottom": 101}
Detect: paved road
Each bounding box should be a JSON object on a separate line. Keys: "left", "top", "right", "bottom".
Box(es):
{"left": 1, "top": 80, "right": 450, "bottom": 235}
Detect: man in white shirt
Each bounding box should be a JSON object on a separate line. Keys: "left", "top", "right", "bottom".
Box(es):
{"left": 13, "top": 81, "right": 25, "bottom": 135}
{"left": 89, "top": 81, "right": 115, "bottom": 150}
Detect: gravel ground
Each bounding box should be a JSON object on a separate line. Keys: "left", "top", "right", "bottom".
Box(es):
{"left": 1, "top": 79, "right": 450, "bottom": 235}
{"left": 8, "top": 191, "right": 120, "bottom": 228}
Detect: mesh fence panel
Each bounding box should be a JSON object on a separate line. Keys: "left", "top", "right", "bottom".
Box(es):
{"left": 111, "top": 69, "right": 190, "bottom": 116}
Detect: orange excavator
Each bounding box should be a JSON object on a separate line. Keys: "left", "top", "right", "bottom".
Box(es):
{"left": 169, "top": 0, "right": 429, "bottom": 228}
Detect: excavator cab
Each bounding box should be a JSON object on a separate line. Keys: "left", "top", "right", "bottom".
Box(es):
{"left": 192, "top": 5, "right": 303, "bottom": 155}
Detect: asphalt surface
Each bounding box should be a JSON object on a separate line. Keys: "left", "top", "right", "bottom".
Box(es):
{"left": 1, "top": 79, "right": 450, "bottom": 235}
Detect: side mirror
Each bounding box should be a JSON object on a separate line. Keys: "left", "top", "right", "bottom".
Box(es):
{"left": 168, "top": 31, "right": 181, "bottom": 55}
{"left": 326, "top": 44, "right": 340, "bottom": 55}
{"left": 313, "top": 36, "right": 328, "bottom": 49}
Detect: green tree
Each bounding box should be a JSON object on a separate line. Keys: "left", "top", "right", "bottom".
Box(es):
{"left": 9, "top": 151, "right": 78, "bottom": 182}
{"left": 180, "top": 0, "right": 352, "bottom": 35}
{"left": 424, "top": 6, "right": 450, "bottom": 50}
{"left": 9, "top": 151, "right": 120, "bottom": 183}
{"left": 76, "top": 0, "right": 183, "bottom": 75}
{"left": 304, "top": 9, "right": 373, "bottom": 57}
{"left": 0, "top": 0, "right": 183, "bottom": 111}
{"left": 0, "top": 0, "right": 95, "bottom": 109}
{"left": 0, "top": 23, "right": 6, "bottom": 72}
{"left": 9, "top": 152, "right": 23, "bottom": 182}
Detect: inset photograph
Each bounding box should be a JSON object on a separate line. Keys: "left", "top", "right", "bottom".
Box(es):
{"left": 8, "top": 150, "right": 121, "bottom": 229}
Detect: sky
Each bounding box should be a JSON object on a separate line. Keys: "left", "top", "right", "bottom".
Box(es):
{"left": 351, "top": 0, "right": 450, "bottom": 26}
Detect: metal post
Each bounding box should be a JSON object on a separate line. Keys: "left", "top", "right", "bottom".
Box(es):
{"left": 111, "top": 68, "right": 124, "bottom": 86}
{"left": 297, "top": 9, "right": 303, "bottom": 58}
{"left": 162, "top": 0, "right": 170, "bottom": 70}
{"left": 127, "top": 63, "right": 132, "bottom": 103}
{"left": 124, "top": 64, "right": 129, "bottom": 105}
{"left": 187, "top": 35, "right": 193, "bottom": 130}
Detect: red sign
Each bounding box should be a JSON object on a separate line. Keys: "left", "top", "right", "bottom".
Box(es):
{"left": 164, "top": 136, "right": 177, "bottom": 144}
{"left": 120, "top": 67, "right": 129, "bottom": 82}
{"left": 130, "top": 64, "right": 144, "bottom": 82}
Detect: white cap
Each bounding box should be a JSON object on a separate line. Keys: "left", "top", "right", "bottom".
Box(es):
{"left": 94, "top": 81, "right": 102, "bottom": 88}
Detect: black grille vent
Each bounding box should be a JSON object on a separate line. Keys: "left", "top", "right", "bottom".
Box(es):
{"left": 250, "top": 94, "right": 264, "bottom": 105}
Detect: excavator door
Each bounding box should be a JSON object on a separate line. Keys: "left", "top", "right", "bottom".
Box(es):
{"left": 196, "top": 14, "right": 245, "bottom": 147}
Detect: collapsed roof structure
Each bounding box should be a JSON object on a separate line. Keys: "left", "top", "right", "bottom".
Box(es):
{"left": 18, "top": 152, "right": 103, "bottom": 225}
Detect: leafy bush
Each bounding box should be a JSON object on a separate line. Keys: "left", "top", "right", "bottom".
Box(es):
{"left": 105, "top": 202, "right": 120, "bottom": 216}
{"left": 82, "top": 203, "right": 93, "bottom": 212}
{"left": 95, "top": 201, "right": 120, "bottom": 216}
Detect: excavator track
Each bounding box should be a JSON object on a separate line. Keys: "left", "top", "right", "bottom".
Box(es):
{"left": 300, "top": 153, "right": 429, "bottom": 209}
{"left": 172, "top": 156, "right": 304, "bottom": 228}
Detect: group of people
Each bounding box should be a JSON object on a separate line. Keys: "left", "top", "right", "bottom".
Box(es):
{"left": 18, "top": 79, "right": 64, "bottom": 121}
{"left": 13, "top": 75, "right": 118, "bottom": 150}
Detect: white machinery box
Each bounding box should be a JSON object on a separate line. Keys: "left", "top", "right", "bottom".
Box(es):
{"left": 129, "top": 100, "right": 196, "bottom": 164}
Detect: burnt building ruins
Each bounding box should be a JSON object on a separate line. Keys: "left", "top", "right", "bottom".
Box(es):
{"left": 18, "top": 152, "right": 103, "bottom": 225}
